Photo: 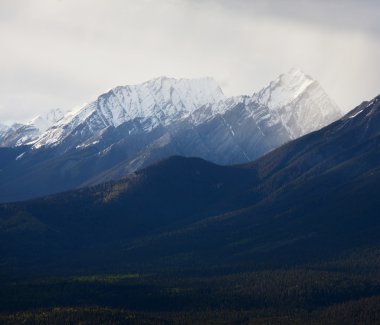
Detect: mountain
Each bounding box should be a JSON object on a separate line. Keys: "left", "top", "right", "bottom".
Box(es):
{"left": 0, "top": 94, "right": 378, "bottom": 274}
{"left": 253, "top": 68, "right": 341, "bottom": 137}
{"left": 33, "top": 77, "right": 225, "bottom": 149}
{"left": 0, "top": 94, "right": 379, "bottom": 324}
{"left": 28, "top": 108, "right": 64, "bottom": 133}
{"left": 0, "top": 123, "right": 8, "bottom": 139}
{"left": 29, "top": 70, "right": 340, "bottom": 153}
{"left": 0, "top": 108, "right": 64, "bottom": 147}
{"left": 0, "top": 70, "right": 341, "bottom": 203}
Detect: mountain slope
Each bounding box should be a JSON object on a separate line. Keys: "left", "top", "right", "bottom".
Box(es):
{"left": 33, "top": 77, "right": 225, "bottom": 149}
{"left": 30, "top": 70, "right": 340, "bottom": 153}
{"left": 99, "top": 95, "right": 380, "bottom": 268}
{"left": 1, "top": 94, "right": 380, "bottom": 324}
{"left": 253, "top": 68, "right": 341, "bottom": 137}
{"left": 0, "top": 94, "right": 378, "bottom": 276}
{"left": 0, "top": 70, "right": 341, "bottom": 203}
{"left": 0, "top": 108, "right": 64, "bottom": 147}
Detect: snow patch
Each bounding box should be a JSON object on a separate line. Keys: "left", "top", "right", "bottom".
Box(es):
{"left": 15, "top": 152, "right": 25, "bottom": 160}
{"left": 349, "top": 109, "right": 364, "bottom": 119}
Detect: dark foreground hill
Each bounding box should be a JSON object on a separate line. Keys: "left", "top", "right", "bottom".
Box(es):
{"left": 0, "top": 95, "right": 379, "bottom": 324}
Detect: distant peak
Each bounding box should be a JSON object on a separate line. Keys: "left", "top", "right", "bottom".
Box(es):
{"left": 287, "top": 67, "right": 309, "bottom": 77}
{"left": 145, "top": 76, "right": 221, "bottom": 87}
{"left": 278, "top": 68, "right": 314, "bottom": 85}
{"left": 252, "top": 69, "right": 317, "bottom": 110}
{"left": 110, "top": 76, "right": 224, "bottom": 98}
{"left": 28, "top": 108, "right": 65, "bottom": 132}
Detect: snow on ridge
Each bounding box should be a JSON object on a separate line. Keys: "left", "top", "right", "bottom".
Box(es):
{"left": 0, "top": 123, "right": 8, "bottom": 133}
{"left": 74, "top": 76, "right": 224, "bottom": 126}
{"left": 33, "top": 77, "right": 226, "bottom": 148}
{"left": 28, "top": 108, "right": 65, "bottom": 132}
{"left": 348, "top": 109, "right": 364, "bottom": 119}
{"left": 253, "top": 68, "right": 315, "bottom": 110}
{"left": 31, "top": 71, "right": 341, "bottom": 150}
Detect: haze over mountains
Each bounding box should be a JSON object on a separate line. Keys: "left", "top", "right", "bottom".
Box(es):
{"left": 0, "top": 69, "right": 341, "bottom": 203}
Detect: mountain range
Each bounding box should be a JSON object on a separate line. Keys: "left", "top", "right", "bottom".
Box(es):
{"left": 1, "top": 93, "right": 379, "bottom": 276}
{"left": 0, "top": 76, "right": 379, "bottom": 323}
{"left": 0, "top": 69, "right": 341, "bottom": 203}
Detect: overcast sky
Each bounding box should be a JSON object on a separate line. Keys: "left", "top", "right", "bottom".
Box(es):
{"left": 1, "top": 0, "right": 379, "bottom": 123}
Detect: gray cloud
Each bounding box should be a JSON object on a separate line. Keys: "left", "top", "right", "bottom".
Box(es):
{"left": 206, "top": 0, "right": 380, "bottom": 36}
{"left": 0, "top": 0, "right": 379, "bottom": 123}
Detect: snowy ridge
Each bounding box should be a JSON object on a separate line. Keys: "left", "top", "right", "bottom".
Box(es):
{"left": 252, "top": 68, "right": 341, "bottom": 138}
{"left": 343, "top": 96, "right": 380, "bottom": 120}
{"left": 253, "top": 68, "right": 315, "bottom": 109}
{"left": 0, "top": 108, "right": 65, "bottom": 147}
{"left": 28, "top": 108, "right": 64, "bottom": 132}
{"left": 0, "top": 69, "right": 347, "bottom": 202}
{"left": 2, "top": 70, "right": 342, "bottom": 150}
{"left": 191, "top": 96, "right": 249, "bottom": 125}
{"left": 33, "top": 77, "right": 225, "bottom": 148}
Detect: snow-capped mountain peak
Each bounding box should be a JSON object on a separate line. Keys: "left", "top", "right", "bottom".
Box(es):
{"left": 0, "top": 108, "right": 66, "bottom": 147}
{"left": 33, "top": 77, "right": 226, "bottom": 149}
{"left": 107, "top": 76, "right": 225, "bottom": 121}
{"left": 253, "top": 68, "right": 315, "bottom": 109}
{"left": 28, "top": 108, "right": 65, "bottom": 132}
{"left": 1, "top": 70, "right": 344, "bottom": 199}
{"left": 3, "top": 72, "right": 341, "bottom": 152}
{"left": 251, "top": 68, "right": 341, "bottom": 138}
{"left": 144, "top": 76, "right": 224, "bottom": 106}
